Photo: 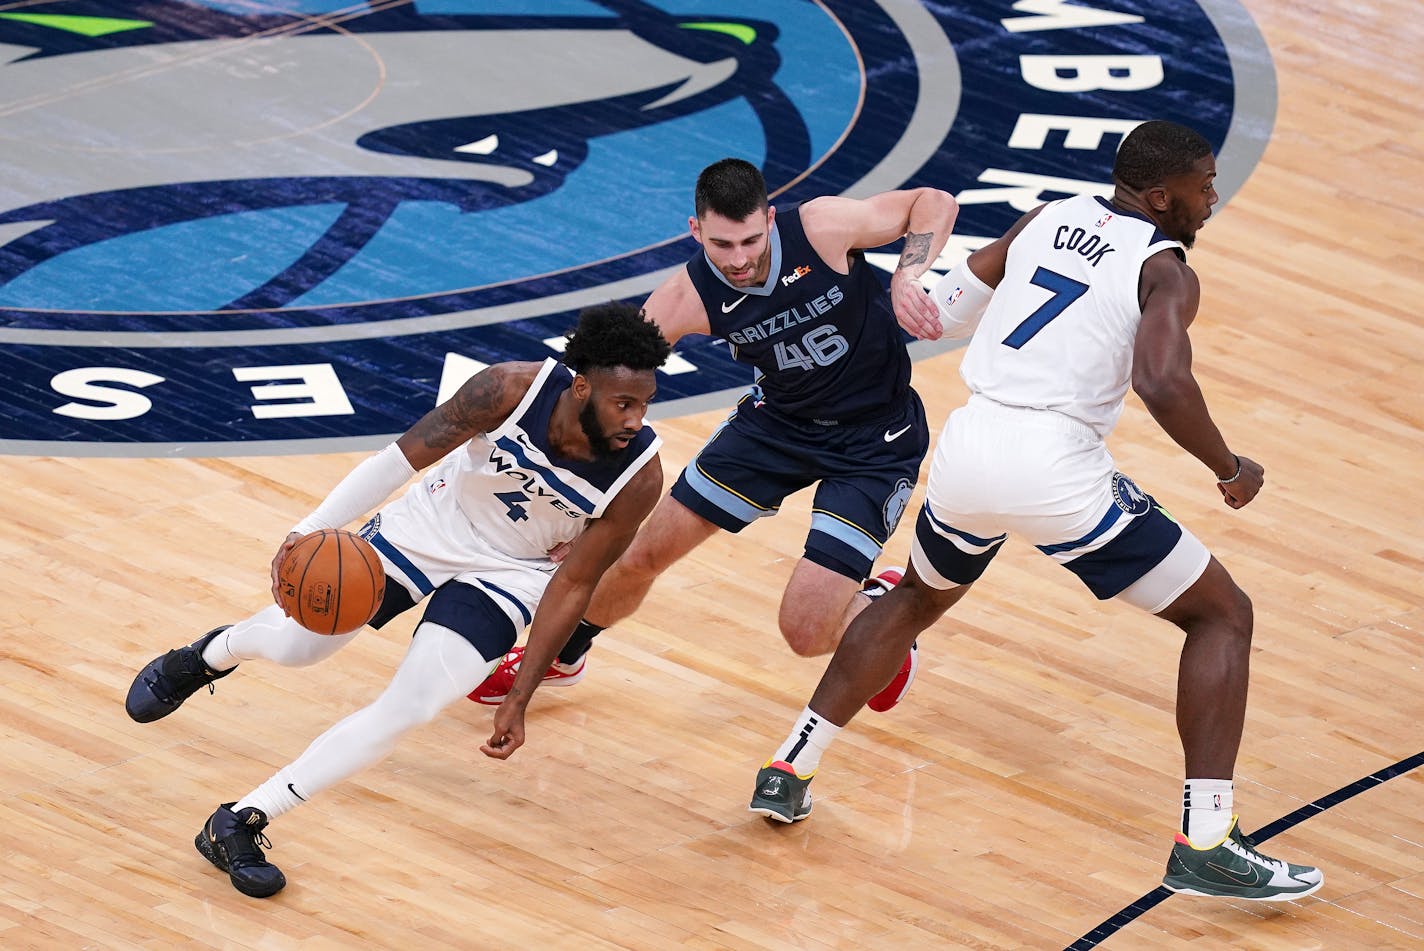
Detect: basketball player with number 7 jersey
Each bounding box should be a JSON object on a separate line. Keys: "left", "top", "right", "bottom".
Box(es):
{"left": 751, "top": 121, "right": 1323, "bottom": 903}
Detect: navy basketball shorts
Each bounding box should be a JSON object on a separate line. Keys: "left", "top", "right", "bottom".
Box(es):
{"left": 909, "top": 396, "right": 1211, "bottom": 614}
{"left": 670, "top": 390, "right": 930, "bottom": 581}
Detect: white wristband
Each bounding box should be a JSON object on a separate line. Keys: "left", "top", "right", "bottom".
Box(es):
{"left": 291, "top": 442, "right": 417, "bottom": 536}
{"left": 930, "top": 259, "right": 994, "bottom": 339}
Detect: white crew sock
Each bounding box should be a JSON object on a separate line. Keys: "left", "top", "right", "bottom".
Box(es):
{"left": 236, "top": 767, "right": 309, "bottom": 821}
{"left": 1182, "top": 778, "right": 1234, "bottom": 845}
{"left": 771, "top": 706, "right": 842, "bottom": 776}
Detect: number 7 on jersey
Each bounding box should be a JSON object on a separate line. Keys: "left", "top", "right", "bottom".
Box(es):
{"left": 1001, "top": 267, "right": 1090, "bottom": 349}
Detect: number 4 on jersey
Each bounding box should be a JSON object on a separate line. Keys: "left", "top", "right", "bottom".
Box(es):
{"left": 1002, "top": 267, "right": 1089, "bottom": 349}
{"left": 495, "top": 490, "right": 530, "bottom": 522}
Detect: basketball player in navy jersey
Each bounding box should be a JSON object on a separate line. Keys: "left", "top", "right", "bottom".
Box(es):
{"left": 478, "top": 159, "right": 956, "bottom": 756}
{"left": 747, "top": 122, "right": 1323, "bottom": 902}
{"left": 124, "top": 305, "right": 670, "bottom": 898}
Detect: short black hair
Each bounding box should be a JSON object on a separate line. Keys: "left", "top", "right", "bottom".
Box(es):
{"left": 562, "top": 302, "right": 670, "bottom": 375}
{"left": 1113, "top": 120, "right": 1214, "bottom": 190}
{"left": 694, "top": 158, "right": 769, "bottom": 220}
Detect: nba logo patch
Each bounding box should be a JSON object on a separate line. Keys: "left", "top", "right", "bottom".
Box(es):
{"left": 1111, "top": 473, "right": 1151, "bottom": 516}
{"left": 1096, "top": 213, "right": 1114, "bottom": 228}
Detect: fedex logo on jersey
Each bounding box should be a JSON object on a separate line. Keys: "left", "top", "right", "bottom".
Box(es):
{"left": 0, "top": 0, "right": 1274, "bottom": 457}
{"left": 781, "top": 265, "right": 814, "bottom": 287}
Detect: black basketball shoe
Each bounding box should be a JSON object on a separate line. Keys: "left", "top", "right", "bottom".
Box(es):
{"left": 125, "top": 626, "right": 234, "bottom": 723}
{"left": 195, "top": 803, "right": 287, "bottom": 898}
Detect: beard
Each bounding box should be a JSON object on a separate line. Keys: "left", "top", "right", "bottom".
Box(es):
{"left": 722, "top": 243, "right": 771, "bottom": 286}
{"left": 1165, "top": 200, "right": 1201, "bottom": 250}
{"left": 579, "top": 399, "right": 622, "bottom": 460}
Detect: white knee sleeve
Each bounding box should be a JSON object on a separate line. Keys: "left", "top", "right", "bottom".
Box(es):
{"left": 375, "top": 621, "right": 499, "bottom": 726}
{"left": 213, "top": 604, "right": 357, "bottom": 669}
{"left": 280, "top": 622, "right": 498, "bottom": 799}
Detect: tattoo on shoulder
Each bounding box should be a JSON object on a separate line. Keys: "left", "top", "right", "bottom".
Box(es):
{"left": 419, "top": 367, "right": 506, "bottom": 450}
{"left": 898, "top": 231, "right": 933, "bottom": 269}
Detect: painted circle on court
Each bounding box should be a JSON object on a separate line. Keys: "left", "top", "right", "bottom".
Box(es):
{"left": 0, "top": 0, "right": 1274, "bottom": 456}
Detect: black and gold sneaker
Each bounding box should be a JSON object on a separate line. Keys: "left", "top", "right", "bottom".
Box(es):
{"left": 195, "top": 803, "right": 286, "bottom": 898}
{"left": 125, "top": 626, "right": 233, "bottom": 723}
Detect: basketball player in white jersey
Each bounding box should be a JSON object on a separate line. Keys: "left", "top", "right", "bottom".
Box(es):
{"left": 749, "top": 121, "right": 1324, "bottom": 902}
{"left": 124, "top": 304, "right": 669, "bottom": 898}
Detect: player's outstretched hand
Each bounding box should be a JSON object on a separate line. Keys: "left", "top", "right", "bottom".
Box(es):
{"left": 269, "top": 531, "right": 304, "bottom": 610}
{"left": 890, "top": 272, "right": 943, "bottom": 340}
{"left": 1218, "top": 454, "right": 1264, "bottom": 509}
{"left": 480, "top": 701, "right": 527, "bottom": 760}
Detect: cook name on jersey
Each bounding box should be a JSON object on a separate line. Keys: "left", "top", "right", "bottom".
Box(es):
{"left": 1050, "top": 220, "right": 1117, "bottom": 267}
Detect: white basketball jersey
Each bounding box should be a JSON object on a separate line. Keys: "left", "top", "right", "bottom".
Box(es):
{"left": 959, "top": 195, "right": 1184, "bottom": 437}
{"left": 429, "top": 358, "right": 661, "bottom": 561}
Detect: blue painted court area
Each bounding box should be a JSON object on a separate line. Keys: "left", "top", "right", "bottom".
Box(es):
{"left": 0, "top": 0, "right": 1257, "bottom": 458}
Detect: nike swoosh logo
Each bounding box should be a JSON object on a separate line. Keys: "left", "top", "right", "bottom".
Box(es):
{"left": 1208, "top": 860, "right": 1265, "bottom": 886}
{"left": 287, "top": 783, "right": 307, "bottom": 802}
{"left": 721, "top": 295, "right": 749, "bottom": 313}
{"left": 884, "top": 424, "right": 912, "bottom": 442}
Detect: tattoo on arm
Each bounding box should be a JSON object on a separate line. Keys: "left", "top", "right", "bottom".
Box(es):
{"left": 412, "top": 368, "right": 505, "bottom": 452}
{"left": 898, "top": 231, "right": 933, "bottom": 269}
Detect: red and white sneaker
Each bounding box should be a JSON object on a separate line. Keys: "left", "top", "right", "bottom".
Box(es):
{"left": 862, "top": 566, "right": 903, "bottom": 598}
{"left": 867, "top": 641, "right": 918, "bottom": 712}
{"left": 861, "top": 567, "right": 918, "bottom": 712}
{"left": 467, "top": 646, "right": 586, "bottom": 705}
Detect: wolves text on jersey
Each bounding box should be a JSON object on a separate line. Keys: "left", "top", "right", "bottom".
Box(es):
{"left": 489, "top": 447, "right": 586, "bottom": 520}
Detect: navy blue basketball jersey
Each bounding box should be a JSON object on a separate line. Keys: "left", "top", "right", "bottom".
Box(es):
{"left": 687, "top": 205, "right": 910, "bottom": 422}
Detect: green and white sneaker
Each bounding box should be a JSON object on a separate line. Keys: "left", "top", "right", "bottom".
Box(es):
{"left": 749, "top": 760, "right": 813, "bottom": 823}
{"left": 1163, "top": 816, "right": 1323, "bottom": 901}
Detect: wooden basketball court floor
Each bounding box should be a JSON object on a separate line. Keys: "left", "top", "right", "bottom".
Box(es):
{"left": 2, "top": 1, "right": 1421, "bottom": 948}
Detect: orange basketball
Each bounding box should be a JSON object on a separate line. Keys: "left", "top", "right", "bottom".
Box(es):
{"left": 276, "top": 529, "right": 385, "bottom": 635}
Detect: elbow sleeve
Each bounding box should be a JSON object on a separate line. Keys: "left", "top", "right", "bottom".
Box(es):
{"left": 291, "top": 442, "right": 417, "bottom": 536}
{"left": 930, "top": 259, "right": 994, "bottom": 339}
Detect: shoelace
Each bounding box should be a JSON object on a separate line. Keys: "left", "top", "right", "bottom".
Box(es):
{"left": 146, "top": 649, "right": 216, "bottom": 704}
{"left": 1235, "top": 834, "right": 1287, "bottom": 871}
{"left": 226, "top": 827, "right": 274, "bottom": 868}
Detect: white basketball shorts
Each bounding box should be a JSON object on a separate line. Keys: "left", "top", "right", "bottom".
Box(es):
{"left": 910, "top": 396, "right": 1210, "bottom": 614}
{"left": 359, "top": 473, "right": 555, "bottom": 633}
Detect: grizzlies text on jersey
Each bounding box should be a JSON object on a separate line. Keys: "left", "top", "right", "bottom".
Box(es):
{"left": 688, "top": 205, "right": 910, "bottom": 423}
